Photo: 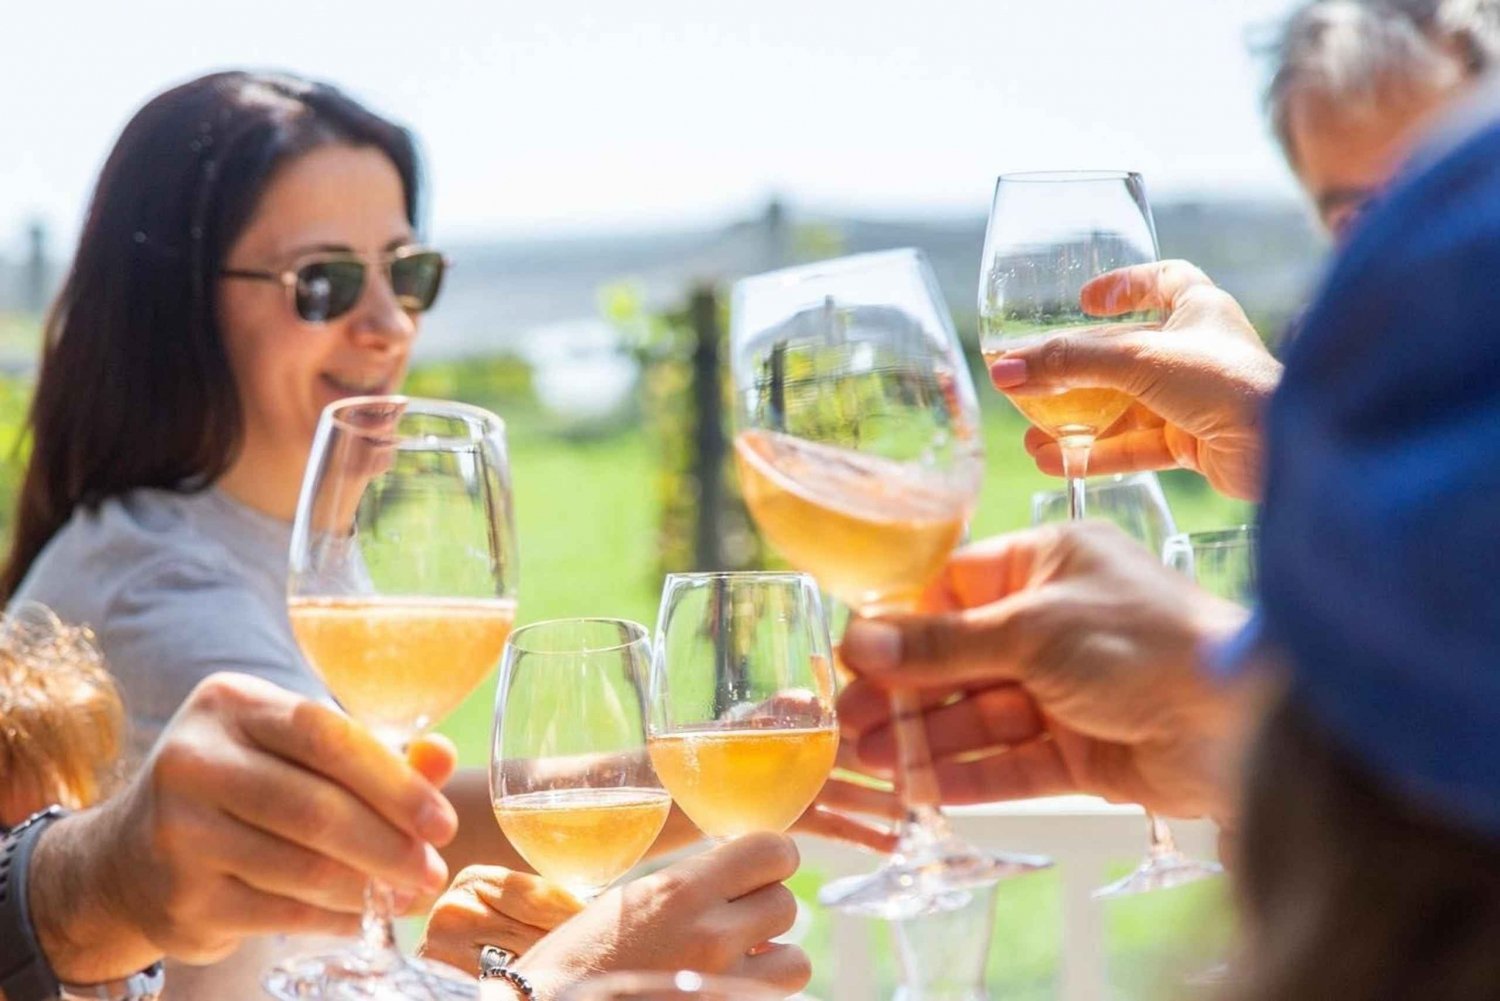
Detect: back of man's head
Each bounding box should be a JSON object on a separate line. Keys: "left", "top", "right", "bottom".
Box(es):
{"left": 1267, "top": 1, "right": 1500, "bottom": 232}
{"left": 1270, "top": 1, "right": 1500, "bottom": 159}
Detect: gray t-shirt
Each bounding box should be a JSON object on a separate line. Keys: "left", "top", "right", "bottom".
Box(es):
{"left": 15, "top": 486, "right": 337, "bottom": 1000}
{"left": 16, "top": 486, "right": 328, "bottom": 760}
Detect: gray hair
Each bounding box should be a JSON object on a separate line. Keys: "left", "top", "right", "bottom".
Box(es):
{"left": 1268, "top": 0, "right": 1500, "bottom": 166}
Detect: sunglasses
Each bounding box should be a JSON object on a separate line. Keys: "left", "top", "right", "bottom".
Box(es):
{"left": 220, "top": 245, "right": 448, "bottom": 323}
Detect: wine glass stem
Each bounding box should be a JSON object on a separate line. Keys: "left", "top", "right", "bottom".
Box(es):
{"left": 1146, "top": 810, "right": 1178, "bottom": 858}
{"left": 356, "top": 736, "right": 410, "bottom": 963}
{"left": 359, "top": 879, "right": 400, "bottom": 961}
{"left": 1059, "top": 436, "right": 1092, "bottom": 521}
{"left": 859, "top": 598, "right": 963, "bottom": 858}
{"left": 889, "top": 681, "right": 960, "bottom": 858}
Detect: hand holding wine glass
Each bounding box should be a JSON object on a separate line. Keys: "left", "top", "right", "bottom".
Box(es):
{"left": 996, "top": 260, "right": 1279, "bottom": 502}
{"left": 979, "top": 171, "right": 1164, "bottom": 519}
{"left": 837, "top": 522, "right": 1251, "bottom": 822}
{"left": 269, "top": 396, "right": 519, "bottom": 1001}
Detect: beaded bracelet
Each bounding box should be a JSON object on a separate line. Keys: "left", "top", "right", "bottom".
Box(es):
{"left": 479, "top": 965, "right": 536, "bottom": 1001}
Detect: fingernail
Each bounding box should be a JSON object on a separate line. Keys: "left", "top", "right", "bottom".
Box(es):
{"left": 417, "top": 797, "right": 457, "bottom": 843}
{"left": 989, "top": 358, "right": 1028, "bottom": 388}
{"left": 841, "top": 620, "right": 903, "bottom": 673}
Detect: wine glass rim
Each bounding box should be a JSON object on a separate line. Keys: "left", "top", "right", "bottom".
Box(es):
{"left": 734, "top": 247, "right": 928, "bottom": 288}
{"left": 507, "top": 616, "right": 650, "bottom": 654}
{"left": 322, "top": 394, "right": 507, "bottom": 438}
{"left": 1166, "top": 525, "right": 1258, "bottom": 549}
{"left": 663, "top": 570, "right": 814, "bottom": 586}
{"left": 560, "top": 970, "right": 786, "bottom": 1001}
{"left": 998, "top": 169, "right": 1141, "bottom": 183}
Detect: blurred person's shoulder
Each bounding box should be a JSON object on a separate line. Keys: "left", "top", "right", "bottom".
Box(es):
{"left": 1409, "top": 74, "right": 1500, "bottom": 172}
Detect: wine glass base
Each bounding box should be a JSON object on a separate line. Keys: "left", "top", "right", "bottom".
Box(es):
{"left": 264, "top": 951, "right": 479, "bottom": 1001}
{"left": 1091, "top": 851, "right": 1223, "bottom": 900}
{"left": 1182, "top": 961, "right": 1233, "bottom": 988}
{"left": 818, "top": 847, "right": 1052, "bottom": 920}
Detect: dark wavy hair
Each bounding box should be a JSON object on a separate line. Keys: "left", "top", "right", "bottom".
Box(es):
{"left": 0, "top": 71, "right": 422, "bottom": 599}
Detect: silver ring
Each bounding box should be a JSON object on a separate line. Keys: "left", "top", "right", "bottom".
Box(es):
{"left": 479, "top": 945, "right": 515, "bottom": 976}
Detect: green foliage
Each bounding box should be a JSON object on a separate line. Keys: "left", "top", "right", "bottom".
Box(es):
{"left": 618, "top": 284, "right": 767, "bottom": 578}
{"left": 402, "top": 353, "right": 540, "bottom": 428}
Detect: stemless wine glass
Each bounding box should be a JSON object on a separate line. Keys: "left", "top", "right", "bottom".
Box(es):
{"left": 648, "top": 572, "right": 837, "bottom": 839}
{"left": 730, "top": 248, "right": 1050, "bottom": 918}
{"left": 1165, "top": 527, "right": 1258, "bottom": 607}
{"left": 1030, "top": 472, "right": 1176, "bottom": 556}
{"left": 267, "top": 396, "right": 519, "bottom": 1001}
{"left": 562, "top": 972, "right": 786, "bottom": 1001}
{"left": 979, "top": 171, "right": 1163, "bottom": 520}
{"left": 492, "top": 618, "right": 670, "bottom": 903}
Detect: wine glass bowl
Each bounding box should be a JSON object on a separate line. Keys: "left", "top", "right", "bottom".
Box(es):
{"left": 1165, "top": 527, "right": 1258, "bottom": 606}
{"left": 647, "top": 571, "right": 837, "bottom": 839}
{"left": 561, "top": 971, "right": 788, "bottom": 1001}
{"left": 731, "top": 249, "right": 983, "bottom": 614}
{"left": 492, "top": 618, "right": 669, "bottom": 903}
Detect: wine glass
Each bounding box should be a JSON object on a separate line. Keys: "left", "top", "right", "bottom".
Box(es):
{"left": 730, "top": 248, "right": 1050, "bottom": 919}
{"left": 1165, "top": 527, "right": 1258, "bottom": 607}
{"left": 1029, "top": 475, "right": 1222, "bottom": 898}
{"left": 979, "top": 170, "right": 1163, "bottom": 519}
{"left": 492, "top": 618, "right": 669, "bottom": 903}
{"left": 561, "top": 972, "right": 786, "bottom": 1001}
{"left": 1030, "top": 472, "right": 1176, "bottom": 557}
{"left": 1165, "top": 526, "right": 1257, "bottom": 986}
{"left": 266, "top": 396, "right": 519, "bottom": 1001}
{"left": 647, "top": 572, "right": 837, "bottom": 839}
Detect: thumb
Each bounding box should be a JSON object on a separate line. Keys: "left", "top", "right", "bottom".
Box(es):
{"left": 1078, "top": 259, "right": 1214, "bottom": 316}
{"left": 838, "top": 601, "right": 1034, "bottom": 690}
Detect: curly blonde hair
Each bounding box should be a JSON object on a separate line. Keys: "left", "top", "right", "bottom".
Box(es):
{"left": 0, "top": 602, "right": 124, "bottom": 817}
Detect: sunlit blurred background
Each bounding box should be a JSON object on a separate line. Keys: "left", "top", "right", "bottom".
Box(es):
{"left": 1, "top": 2, "right": 1318, "bottom": 995}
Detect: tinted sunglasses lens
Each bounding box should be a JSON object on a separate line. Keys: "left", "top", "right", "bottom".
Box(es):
{"left": 390, "top": 252, "right": 446, "bottom": 312}
{"left": 295, "top": 260, "right": 365, "bottom": 322}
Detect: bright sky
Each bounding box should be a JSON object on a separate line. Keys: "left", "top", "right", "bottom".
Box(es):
{"left": 1, "top": 0, "right": 1303, "bottom": 258}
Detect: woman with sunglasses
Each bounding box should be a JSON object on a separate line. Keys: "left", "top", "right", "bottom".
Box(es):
{"left": 0, "top": 72, "right": 825, "bottom": 999}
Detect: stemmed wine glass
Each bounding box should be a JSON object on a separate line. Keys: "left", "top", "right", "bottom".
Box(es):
{"left": 1163, "top": 526, "right": 1257, "bottom": 986}
{"left": 1031, "top": 474, "right": 1224, "bottom": 897}
{"left": 492, "top": 618, "right": 670, "bottom": 904}
{"left": 1030, "top": 472, "right": 1177, "bottom": 558}
{"left": 647, "top": 572, "right": 837, "bottom": 840}
{"left": 266, "top": 396, "right": 519, "bottom": 1001}
{"left": 979, "top": 171, "right": 1163, "bottom": 520}
{"left": 730, "top": 248, "right": 1050, "bottom": 919}
{"left": 1165, "top": 527, "right": 1258, "bottom": 607}
{"left": 562, "top": 972, "right": 787, "bottom": 1001}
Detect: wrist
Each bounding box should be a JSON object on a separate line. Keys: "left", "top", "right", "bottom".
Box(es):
{"left": 511, "top": 956, "right": 574, "bottom": 1001}
{"left": 29, "top": 811, "right": 159, "bottom": 984}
